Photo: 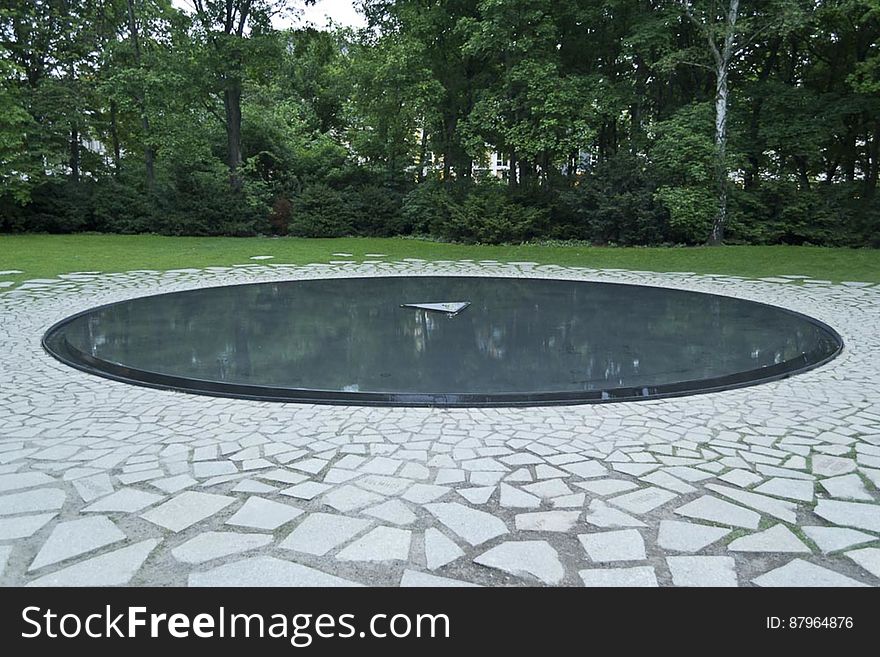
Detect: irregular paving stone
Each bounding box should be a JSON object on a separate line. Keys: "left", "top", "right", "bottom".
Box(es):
{"left": 579, "top": 530, "right": 646, "bottom": 562}
{"left": 363, "top": 499, "right": 417, "bottom": 525}
{"left": 704, "top": 484, "right": 797, "bottom": 523}
{"left": 0, "top": 488, "right": 65, "bottom": 516}
{"left": 553, "top": 492, "right": 586, "bottom": 508}
{"left": 65, "top": 470, "right": 107, "bottom": 489}
{"left": 861, "top": 467, "right": 880, "bottom": 488}
{"left": 811, "top": 455, "right": 857, "bottom": 477}
{"left": 754, "top": 477, "right": 815, "bottom": 502}
{"left": 469, "top": 471, "right": 504, "bottom": 486}
{"left": 287, "top": 458, "right": 329, "bottom": 475}
{"left": 756, "top": 464, "right": 814, "bottom": 480}
{"left": 172, "top": 531, "right": 273, "bottom": 564}
{"left": 499, "top": 483, "right": 541, "bottom": 508}
{"left": 0, "top": 513, "right": 57, "bottom": 540}
{"left": 460, "top": 457, "right": 507, "bottom": 472}
{"left": 657, "top": 520, "right": 730, "bottom": 553}
{"left": 727, "top": 525, "right": 811, "bottom": 553}
{"left": 717, "top": 469, "right": 763, "bottom": 488}
{"left": 225, "top": 497, "right": 303, "bottom": 530}
{"left": 83, "top": 488, "right": 163, "bottom": 513}
{"left": 0, "top": 472, "right": 55, "bottom": 493}
{"left": 355, "top": 475, "right": 412, "bottom": 496}
{"left": 188, "top": 556, "right": 361, "bottom": 587}
{"left": 257, "top": 469, "right": 308, "bottom": 485}
{"left": 753, "top": 559, "right": 867, "bottom": 587}
{"left": 402, "top": 483, "right": 451, "bottom": 504}
{"left": 457, "top": 486, "right": 495, "bottom": 504}
{"left": 150, "top": 474, "right": 198, "bottom": 494}
{"left": 505, "top": 468, "right": 532, "bottom": 482}
{"left": 279, "top": 513, "right": 371, "bottom": 556}
{"left": 585, "top": 499, "right": 647, "bottom": 528}
{"left": 674, "top": 495, "right": 760, "bottom": 529}
{"left": 117, "top": 469, "right": 165, "bottom": 485}
{"left": 192, "top": 461, "right": 238, "bottom": 478}
{"left": 562, "top": 460, "right": 607, "bottom": 478}
{"left": 514, "top": 510, "right": 580, "bottom": 532}
{"left": 336, "top": 526, "right": 412, "bottom": 562}
{"left": 522, "top": 479, "right": 572, "bottom": 499}
{"left": 29, "top": 516, "right": 126, "bottom": 571}
{"left": 579, "top": 566, "right": 658, "bottom": 587}
{"left": 662, "top": 466, "right": 714, "bottom": 482}
{"left": 612, "top": 463, "right": 659, "bottom": 476}
{"left": 0, "top": 545, "right": 10, "bottom": 577}
{"left": 533, "top": 464, "right": 567, "bottom": 479}
{"left": 608, "top": 487, "right": 677, "bottom": 514}
{"left": 640, "top": 471, "right": 697, "bottom": 494}
{"left": 399, "top": 570, "right": 479, "bottom": 587}
{"left": 474, "top": 541, "right": 564, "bottom": 585}
{"left": 141, "top": 491, "right": 235, "bottom": 532}
{"left": 279, "top": 481, "right": 333, "bottom": 500}
{"left": 27, "top": 539, "right": 159, "bottom": 587}
{"left": 845, "top": 547, "right": 880, "bottom": 578}
{"left": 667, "top": 556, "right": 737, "bottom": 587}
{"left": 819, "top": 474, "right": 872, "bottom": 501}
{"left": 424, "top": 528, "right": 464, "bottom": 570}
{"left": 231, "top": 479, "right": 277, "bottom": 494}
{"left": 425, "top": 502, "right": 508, "bottom": 546}
{"left": 322, "top": 484, "right": 384, "bottom": 512}
{"left": 802, "top": 526, "right": 876, "bottom": 554}
{"left": 813, "top": 499, "right": 880, "bottom": 532}
{"left": 574, "top": 479, "right": 639, "bottom": 496}
{"left": 359, "top": 457, "right": 401, "bottom": 475}
{"left": 31, "top": 445, "right": 80, "bottom": 461}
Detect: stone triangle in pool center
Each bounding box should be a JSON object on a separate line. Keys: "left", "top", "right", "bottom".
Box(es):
{"left": 400, "top": 301, "right": 471, "bottom": 316}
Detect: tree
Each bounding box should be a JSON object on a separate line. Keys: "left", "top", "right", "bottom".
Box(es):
{"left": 185, "top": 0, "right": 306, "bottom": 187}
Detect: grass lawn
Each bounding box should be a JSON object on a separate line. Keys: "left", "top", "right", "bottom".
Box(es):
{"left": 1, "top": 233, "right": 879, "bottom": 288}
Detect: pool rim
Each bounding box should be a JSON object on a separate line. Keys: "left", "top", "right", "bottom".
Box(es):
{"left": 40, "top": 274, "right": 845, "bottom": 408}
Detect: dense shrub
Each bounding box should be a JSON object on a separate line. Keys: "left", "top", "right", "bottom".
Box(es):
{"left": 343, "top": 183, "right": 406, "bottom": 236}
{"left": 92, "top": 174, "right": 155, "bottom": 234}
{"left": 426, "top": 182, "right": 548, "bottom": 244}
{"left": 550, "top": 154, "right": 668, "bottom": 244}
{"left": 401, "top": 180, "right": 462, "bottom": 235}
{"left": 3, "top": 180, "right": 93, "bottom": 233}
{"left": 157, "top": 160, "right": 272, "bottom": 236}
{"left": 728, "top": 181, "right": 880, "bottom": 247}
{"left": 288, "top": 182, "right": 351, "bottom": 236}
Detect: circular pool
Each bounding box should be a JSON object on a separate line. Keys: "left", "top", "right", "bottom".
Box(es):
{"left": 42, "top": 276, "right": 843, "bottom": 406}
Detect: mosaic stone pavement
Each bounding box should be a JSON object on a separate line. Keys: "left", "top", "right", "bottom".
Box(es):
{"left": 1, "top": 259, "right": 879, "bottom": 587}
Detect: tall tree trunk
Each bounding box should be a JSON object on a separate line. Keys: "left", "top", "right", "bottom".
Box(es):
{"left": 224, "top": 81, "right": 243, "bottom": 188}
{"left": 127, "top": 0, "right": 155, "bottom": 191}
{"left": 110, "top": 101, "right": 121, "bottom": 174}
{"left": 69, "top": 123, "right": 80, "bottom": 182}
{"left": 794, "top": 156, "right": 811, "bottom": 191}
{"left": 417, "top": 123, "right": 428, "bottom": 183}
{"left": 708, "top": 0, "right": 739, "bottom": 246}
{"left": 866, "top": 120, "right": 880, "bottom": 197}
{"left": 709, "top": 63, "right": 729, "bottom": 244}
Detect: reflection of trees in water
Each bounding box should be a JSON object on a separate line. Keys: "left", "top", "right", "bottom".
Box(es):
{"left": 67, "top": 279, "right": 837, "bottom": 394}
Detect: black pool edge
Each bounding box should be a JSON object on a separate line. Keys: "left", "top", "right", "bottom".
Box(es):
{"left": 40, "top": 276, "right": 846, "bottom": 408}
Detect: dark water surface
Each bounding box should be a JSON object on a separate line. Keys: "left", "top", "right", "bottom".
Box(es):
{"left": 43, "top": 276, "right": 842, "bottom": 406}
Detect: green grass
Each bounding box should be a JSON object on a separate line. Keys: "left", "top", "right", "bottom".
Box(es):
{"left": 1, "top": 233, "right": 879, "bottom": 288}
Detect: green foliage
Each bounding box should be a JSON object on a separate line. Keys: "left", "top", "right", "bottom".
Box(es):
{"left": 158, "top": 159, "right": 272, "bottom": 236}
{"left": 289, "top": 183, "right": 351, "bottom": 237}
{"left": 655, "top": 185, "right": 716, "bottom": 243}
{"left": 0, "top": 0, "right": 877, "bottom": 247}
{"left": 551, "top": 154, "right": 668, "bottom": 245}
{"left": 408, "top": 181, "right": 547, "bottom": 244}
